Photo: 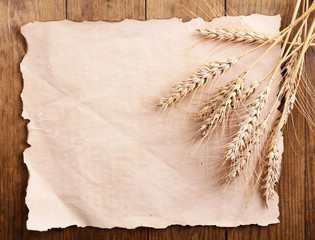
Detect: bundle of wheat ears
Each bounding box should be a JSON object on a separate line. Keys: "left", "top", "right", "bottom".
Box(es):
{"left": 157, "top": 0, "right": 315, "bottom": 207}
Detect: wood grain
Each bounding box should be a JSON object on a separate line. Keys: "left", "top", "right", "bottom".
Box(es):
{"left": 0, "top": 0, "right": 314, "bottom": 239}
{"left": 226, "top": 1, "right": 309, "bottom": 240}
{"left": 0, "top": 1, "right": 65, "bottom": 240}
{"left": 146, "top": 0, "right": 225, "bottom": 22}
{"left": 305, "top": 30, "right": 315, "bottom": 240}
{"left": 148, "top": 225, "right": 226, "bottom": 240}
{"left": 67, "top": 0, "right": 145, "bottom": 21}
{"left": 226, "top": 0, "right": 298, "bottom": 29}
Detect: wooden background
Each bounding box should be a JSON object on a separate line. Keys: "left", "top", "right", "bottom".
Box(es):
{"left": 0, "top": 0, "right": 314, "bottom": 239}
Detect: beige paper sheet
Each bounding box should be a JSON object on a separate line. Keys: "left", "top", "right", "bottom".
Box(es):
{"left": 21, "top": 14, "right": 283, "bottom": 231}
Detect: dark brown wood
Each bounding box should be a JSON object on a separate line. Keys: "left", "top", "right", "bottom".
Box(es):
{"left": 67, "top": 0, "right": 145, "bottom": 21}
{"left": 0, "top": 1, "right": 66, "bottom": 240}
{"left": 146, "top": 0, "right": 225, "bottom": 22}
{"left": 225, "top": 1, "right": 309, "bottom": 240}
{"left": 0, "top": 0, "right": 314, "bottom": 239}
{"left": 305, "top": 28, "right": 315, "bottom": 240}
{"left": 227, "top": 106, "right": 306, "bottom": 240}
{"left": 226, "top": 0, "right": 298, "bottom": 29}
{"left": 148, "top": 225, "right": 226, "bottom": 240}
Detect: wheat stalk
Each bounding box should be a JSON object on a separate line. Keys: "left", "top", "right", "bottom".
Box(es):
{"left": 198, "top": 71, "right": 247, "bottom": 137}
{"left": 259, "top": 54, "right": 300, "bottom": 207}
{"left": 260, "top": 3, "right": 315, "bottom": 207}
{"left": 156, "top": 0, "right": 314, "bottom": 207}
{"left": 261, "top": 62, "right": 300, "bottom": 208}
{"left": 259, "top": 15, "right": 315, "bottom": 207}
{"left": 158, "top": 58, "right": 238, "bottom": 109}
{"left": 225, "top": 87, "right": 270, "bottom": 181}
{"left": 259, "top": 51, "right": 302, "bottom": 207}
{"left": 196, "top": 28, "right": 273, "bottom": 44}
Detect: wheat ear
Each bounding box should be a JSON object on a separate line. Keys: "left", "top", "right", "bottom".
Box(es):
{"left": 279, "top": 51, "right": 303, "bottom": 128}
{"left": 198, "top": 78, "right": 261, "bottom": 119}
{"left": 158, "top": 58, "right": 238, "bottom": 109}
{"left": 234, "top": 117, "right": 268, "bottom": 174}
{"left": 196, "top": 28, "right": 273, "bottom": 44}
{"left": 279, "top": 51, "right": 299, "bottom": 99}
{"left": 226, "top": 87, "right": 270, "bottom": 182}
{"left": 261, "top": 83, "right": 297, "bottom": 208}
{"left": 198, "top": 71, "right": 247, "bottom": 137}
{"left": 260, "top": 13, "right": 315, "bottom": 207}
{"left": 260, "top": 66, "right": 299, "bottom": 207}
{"left": 242, "top": 79, "right": 261, "bottom": 100}
{"left": 260, "top": 52, "right": 302, "bottom": 207}
{"left": 261, "top": 134, "right": 281, "bottom": 208}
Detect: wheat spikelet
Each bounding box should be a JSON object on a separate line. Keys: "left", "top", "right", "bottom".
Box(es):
{"left": 283, "top": 88, "right": 298, "bottom": 124}
{"left": 198, "top": 79, "right": 261, "bottom": 119}
{"left": 279, "top": 51, "right": 299, "bottom": 98}
{"left": 259, "top": 78, "right": 297, "bottom": 207}
{"left": 261, "top": 137, "right": 281, "bottom": 208}
{"left": 242, "top": 80, "right": 260, "bottom": 100}
{"left": 197, "top": 83, "right": 235, "bottom": 119}
{"left": 225, "top": 87, "right": 270, "bottom": 181}
{"left": 259, "top": 54, "right": 301, "bottom": 205}
{"left": 198, "top": 71, "right": 247, "bottom": 137}
{"left": 279, "top": 51, "right": 303, "bottom": 128}
{"left": 259, "top": 10, "right": 314, "bottom": 207}
{"left": 226, "top": 116, "right": 269, "bottom": 182}
{"left": 260, "top": 72, "right": 298, "bottom": 207}
{"left": 196, "top": 28, "right": 273, "bottom": 44}
{"left": 158, "top": 58, "right": 238, "bottom": 109}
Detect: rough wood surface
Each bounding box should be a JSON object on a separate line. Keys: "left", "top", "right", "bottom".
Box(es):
{"left": 146, "top": 0, "right": 224, "bottom": 21}
{"left": 0, "top": 0, "right": 313, "bottom": 239}
{"left": 305, "top": 40, "right": 315, "bottom": 240}
{"left": 67, "top": 0, "right": 145, "bottom": 21}
{"left": 0, "top": 2, "right": 65, "bottom": 240}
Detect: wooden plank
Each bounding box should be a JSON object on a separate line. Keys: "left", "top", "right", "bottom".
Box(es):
{"left": 226, "top": 0, "right": 296, "bottom": 29}
{"left": 225, "top": 0, "right": 307, "bottom": 240}
{"left": 227, "top": 120, "right": 306, "bottom": 238}
{"left": 1, "top": 0, "right": 312, "bottom": 239}
{"left": 305, "top": 31, "right": 315, "bottom": 240}
{"left": 67, "top": 0, "right": 145, "bottom": 21}
{"left": 304, "top": 5, "right": 315, "bottom": 239}
{"left": 146, "top": 0, "right": 226, "bottom": 239}
{"left": 0, "top": 1, "right": 66, "bottom": 240}
{"left": 146, "top": 0, "right": 225, "bottom": 22}
{"left": 59, "top": 226, "right": 149, "bottom": 240}
{"left": 148, "top": 225, "right": 226, "bottom": 240}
